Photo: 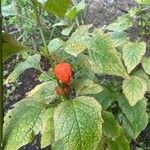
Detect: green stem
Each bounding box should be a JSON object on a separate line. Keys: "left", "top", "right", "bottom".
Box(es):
{"left": 0, "top": 2, "right": 4, "bottom": 149}
{"left": 33, "top": 0, "right": 48, "bottom": 53}
{"left": 50, "top": 27, "right": 56, "bottom": 41}
{"left": 140, "top": 0, "right": 144, "bottom": 28}
{"left": 39, "top": 27, "right": 47, "bottom": 49}
{"left": 17, "top": 15, "right": 36, "bottom": 24}
{"left": 32, "top": 0, "right": 57, "bottom": 69}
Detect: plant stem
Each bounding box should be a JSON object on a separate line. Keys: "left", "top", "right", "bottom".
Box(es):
{"left": 32, "top": 0, "right": 57, "bottom": 69}
{"left": 17, "top": 15, "right": 36, "bottom": 24}
{"left": 140, "top": 0, "right": 144, "bottom": 29}
{"left": 0, "top": 2, "right": 4, "bottom": 149}
{"left": 33, "top": 0, "right": 48, "bottom": 53}
{"left": 56, "top": 80, "right": 69, "bottom": 101}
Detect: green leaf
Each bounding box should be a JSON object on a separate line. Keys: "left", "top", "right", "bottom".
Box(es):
{"left": 147, "top": 79, "right": 150, "bottom": 91}
{"left": 119, "top": 113, "right": 136, "bottom": 139}
{"left": 65, "top": 0, "right": 86, "bottom": 20}
{"left": 4, "top": 54, "right": 41, "bottom": 85}
{"left": 106, "top": 14, "right": 133, "bottom": 32}
{"left": 48, "top": 38, "right": 64, "bottom": 54}
{"left": 133, "top": 69, "right": 149, "bottom": 81}
{"left": 38, "top": 68, "right": 53, "bottom": 82}
{"left": 98, "top": 131, "right": 130, "bottom": 150}
{"left": 133, "top": 69, "right": 150, "bottom": 92}
{"left": 26, "top": 81, "right": 57, "bottom": 103}
{"left": 122, "top": 75, "right": 147, "bottom": 106}
{"left": 110, "top": 31, "right": 129, "bottom": 47}
{"left": 2, "top": 33, "right": 30, "bottom": 61}
{"left": 61, "top": 25, "right": 74, "bottom": 36}
{"left": 76, "top": 0, "right": 86, "bottom": 11}
{"left": 2, "top": 2, "right": 17, "bottom": 17}
{"left": 107, "top": 132, "right": 130, "bottom": 150}
{"left": 117, "top": 96, "right": 148, "bottom": 139}
{"left": 134, "top": 0, "right": 150, "bottom": 5}
{"left": 102, "top": 111, "right": 121, "bottom": 139}
{"left": 44, "top": 0, "right": 71, "bottom": 17}
{"left": 84, "top": 56, "right": 102, "bottom": 74}
{"left": 74, "top": 68, "right": 95, "bottom": 80}
{"left": 64, "top": 25, "right": 91, "bottom": 56}
{"left": 3, "top": 99, "right": 54, "bottom": 150}
{"left": 94, "top": 88, "right": 115, "bottom": 109}
{"left": 72, "top": 54, "right": 96, "bottom": 80}
{"left": 52, "top": 19, "right": 68, "bottom": 27}
{"left": 87, "top": 29, "right": 129, "bottom": 78}
{"left": 40, "top": 107, "right": 54, "bottom": 148}
{"left": 54, "top": 96, "right": 103, "bottom": 150}
{"left": 123, "top": 42, "right": 146, "bottom": 73}
{"left": 142, "top": 57, "right": 150, "bottom": 75}
{"left": 65, "top": 7, "right": 77, "bottom": 20}
{"left": 65, "top": 42, "right": 87, "bottom": 56}
{"left": 75, "top": 79, "right": 103, "bottom": 96}
{"left": 51, "top": 140, "right": 64, "bottom": 150}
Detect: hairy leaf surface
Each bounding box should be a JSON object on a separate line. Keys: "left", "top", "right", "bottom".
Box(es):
{"left": 106, "top": 14, "right": 133, "bottom": 32}
{"left": 102, "top": 111, "right": 121, "bottom": 139}
{"left": 117, "top": 96, "right": 148, "bottom": 139}
{"left": 75, "top": 79, "right": 103, "bottom": 96}
{"left": 48, "top": 38, "right": 64, "bottom": 54}
{"left": 3, "top": 99, "right": 54, "bottom": 150}
{"left": 87, "top": 29, "right": 128, "bottom": 78}
{"left": 64, "top": 25, "right": 91, "bottom": 56}
{"left": 26, "top": 81, "right": 57, "bottom": 103}
{"left": 142, "top": 57, "right": 150, "bottom": 75}
{"left": 54, "top": 96, "right": 103, "bottom": 150}
{"left": 123, "top": 42, "right": 146, "bottom": 73}
{"left": 122, "top": 76, "right": 147, "bottom": 106}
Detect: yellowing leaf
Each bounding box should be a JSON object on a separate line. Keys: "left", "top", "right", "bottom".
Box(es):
{"left": 3, "top": 99, "right": 54, "bottom": 150}
{"left": 75, "top": 79, "right": 103, "bottom": 96}
{"left": 123, "top": 42, "right": 146, "bottom": 73}
{"left": 106, "top": 14, "right": 133, "bottom": 32}
{"left": 65, "top": 42, "right": 86, "bottom": 57}
{"left": 122, "top": 76, "right": 147, "bottom": 106}
{"left": 26, "top": 81, "right": 57, "bottom": 103}
{"left": 54, "top": 96, "right": 103, "bottom": 150}
{"left": 64, "top": 25, "right": 91, "bottom": 56}
{"left": 40, "top": 107, "right": 54, "bottom": 148}
{"left": 142, "top": 57, "right": 150, "bottom": 75}
{"left": 87, "top": 29, "right": 129, "bottom": 78}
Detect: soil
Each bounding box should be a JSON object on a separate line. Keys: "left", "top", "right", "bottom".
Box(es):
{"left": 86, "top": 0, "right": 136, "bottom": 27}
{"left": 3, "top": 0, "right": 150, "bottom": 149}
